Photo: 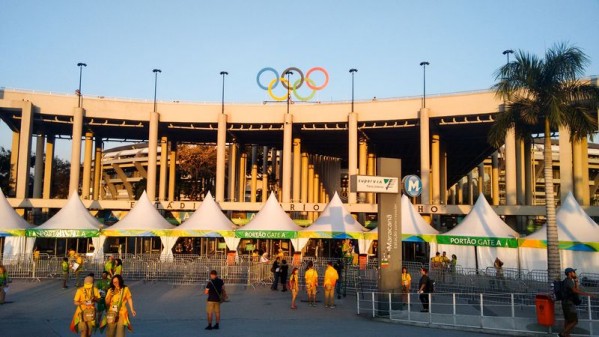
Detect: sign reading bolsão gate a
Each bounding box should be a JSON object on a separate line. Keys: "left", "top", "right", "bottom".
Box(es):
{"left": 235, "top": 230, "right": 297, "bottom": 239}
{"left": 436, "top": 235, "right": 518, "bottom": 248}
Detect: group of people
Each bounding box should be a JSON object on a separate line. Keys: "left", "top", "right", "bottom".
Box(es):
{"left": 400, "top": 266, "right": 435, "bottom": 312}
{"left": 69, "top": 261, "right": 136, "bottom": 337}
{"left": 430, "top": 251, "right": 457, "bottom": 282}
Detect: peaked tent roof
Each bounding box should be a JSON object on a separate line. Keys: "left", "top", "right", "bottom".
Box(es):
{"left": 174, "top": 191, "right": 236, "bottom": 237}
{"left": 439, "top": 194, "right": 518, "bottom": 239}
{"left": 26, "top": 193, "right": 101, "bottom": 237}
{"left": 0, "top": 189, "right": 32, "bottom": 236}
{"left": 301, "top": 192, "right": 366, "bottom": 239}
{"left": 103, "top": 191, "right": 175, "bottom": 236}
{"left": 236, "top": 192, "right": 302, "bottom": 239}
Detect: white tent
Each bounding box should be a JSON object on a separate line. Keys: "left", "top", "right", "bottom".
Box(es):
{"left": 235, "top": 192, "right": 303, "bottom": 250}
{"left": 171, "top": 191, "right": 239, "bottom": 251}
{"left": 435, "top": 194, "right": 519, "bottom": 271}
{"left": 0, "top": 189, "right": 34, "bottom": 260}
{"left": 102, "top": 191, "right": 176, "bottom": 261}
{"left": 26, "top": 193, "right": 103, "bottom": 260}
{"left": 519, "top": 192, "right": 599, "bottom": 274}
{"left": 301, "top": 192, "right": 367, "bottom": 252}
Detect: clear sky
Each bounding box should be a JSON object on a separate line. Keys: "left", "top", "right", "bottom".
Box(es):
{"left": 1, "top": 0, "right": 598, "bottom": 158}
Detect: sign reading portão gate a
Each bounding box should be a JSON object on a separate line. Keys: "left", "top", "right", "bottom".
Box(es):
{"left": 235, "top": 230, "right": 297, "bottom": 239}
{"left": 437, "top": 235, "right": 518, "bottom": 248}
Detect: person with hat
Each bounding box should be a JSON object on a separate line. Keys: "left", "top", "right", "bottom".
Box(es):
{"left": 559, "top": 267, "right": 595, "bottom": 337}
{"left": 70, "top": 276, "right": 100, "bottom": 337}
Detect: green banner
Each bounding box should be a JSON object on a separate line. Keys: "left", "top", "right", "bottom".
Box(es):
{"left": 235, "top": 230, "right": 297, "bottom": 239}
{"left": 437, "top": 235, "right": 518, "bottom": 248}
{"left": 26, "top": 229, "right": 100, "bottom": 238}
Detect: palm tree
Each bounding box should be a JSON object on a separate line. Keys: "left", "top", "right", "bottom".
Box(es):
{"left": 488, "top": 43, "right": 599, "bottom": 282}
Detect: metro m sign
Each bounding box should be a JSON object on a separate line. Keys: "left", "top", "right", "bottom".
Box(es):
{"left": 350, "top": 175, "right": 399, "bottom": 194}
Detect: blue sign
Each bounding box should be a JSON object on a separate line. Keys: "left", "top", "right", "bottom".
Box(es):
{"left": 402, "top": 175, "right": 422, "bottom": 197}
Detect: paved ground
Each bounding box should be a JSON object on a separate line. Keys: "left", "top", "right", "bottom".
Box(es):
{"left": 0, "top": 279, "right": 499, "bottom": 337}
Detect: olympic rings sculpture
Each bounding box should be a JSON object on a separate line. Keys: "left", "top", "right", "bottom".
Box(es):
{"left": 256, "top": 66, "right": 329, "bottom": 102}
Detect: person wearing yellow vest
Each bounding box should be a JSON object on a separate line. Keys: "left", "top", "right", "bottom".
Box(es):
{"left": 62, "top": 257, "right": 70, "bottom": 289}
{"left": 401, "top": 267, "right": 411, "bottom": 305}
{"left": 70, "top": 276, "right": 101, "bottom": 337}
{"left": 289, "top": 267, "right": 299, "bottom": 309}
{"left": 304, "top": 261, "right": 318, "bottom": 307}
{"left": 104, "top": 256, "right": 115, "bottom": 277}
{"left": 323, "top": 261, "right": 339, "bottom": 308}
{"left": 114, "top": 259, "right": 123, "bottom": 276}
{"left": 101, "top": 274, "right": 136, "bottom": 337}
{"left": 73, "top": 253, "right": 84, "bottom": 287}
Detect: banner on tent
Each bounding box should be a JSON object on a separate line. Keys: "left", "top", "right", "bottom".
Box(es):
{"left": 299, "top": 231, "right": 364, "bottom": 240}
{"left": 25, "top": 229, "right": 99, "bottom": 238}
{"left": 519, "top": 239, "right": 599, "bottom": 252}
{"left": 0, "top": 229, "right": 26, "bottom": 237}
{"left": 235, "top": 230, "right": 297, "bottom": 239}
{"left": 437, "top": 235, "right": 518, "bottom": 248}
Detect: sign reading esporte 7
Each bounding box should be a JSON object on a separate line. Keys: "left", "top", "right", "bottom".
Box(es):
{"left": 350, "top": 175, "right": 399, "bottom": 194}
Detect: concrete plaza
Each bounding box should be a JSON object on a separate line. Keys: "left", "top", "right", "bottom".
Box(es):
{"left": 0, "top": 279, "right": 496, "bottom": 337}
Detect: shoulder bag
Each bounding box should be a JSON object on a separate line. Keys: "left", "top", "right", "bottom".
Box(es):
{"left": 106, "top": 288, "right": 124, "bottom": 324}
{"left": 210, "top": 279, "right": 228, "bottom": 303}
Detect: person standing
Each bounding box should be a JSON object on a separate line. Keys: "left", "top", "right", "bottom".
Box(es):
{"left": 102, "top": 274, "right": 136, "bottom": 337}
{"left": 114, "top": 259, "right": 123, "bottom": 276}
{"left": 289, "top": 267, "right": 299, "bottom": 309}
{"left": 450, "top": 254, "right": 458, "bottom": 283}
{"left": 323, "top": 261, "right": 339, "bottom": 308}
{"left": 70, "top": 276, "right": 100, "bottom": 337}
{"left": 418, "top": 267, "right": 432, "bottom": 313}
{"left": 271, "top": 257, "right": 281, "bottom": 290}
{"left": 280, "top": 259, "right": 289, "bottom": 292}
{"left": 333, "top": 259, "right": 344, "bottom": 299}
{"left": 401, "top": 267, "right": 411, "bottom": 305}
{"left": 62, "top": 257, "right": 70, "bottom": 289}
{"left": 0, "top": 265, "right": 8, "bottom": 304}
{"left": 104, "top": 256, "right": 115, "bottom": 277}
{"left": 204, "top": 270, "right": 225, "bottom": 330}
{"left": 441, "top": 251, "right": 450, "bottom": 282}
{"left": 494, "top": 257, "right": 505, "bottom": 290}
{"left": 96, "top": 271, "right": 111, "bottom": 323}
{"left": 73, "top": 253, "right": 84, "bottom": 287}
{"left": 304, "top": 261, "right": 318, "bottom": 307}
{"left": 559, "top": 268, "right": 596, "bottom": 337}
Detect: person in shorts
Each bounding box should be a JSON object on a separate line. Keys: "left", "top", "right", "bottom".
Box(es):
{"left": 204, "top": 270, "right": 225, "bottom": 330}
{"left": 304, "top": 261, "right": 318, "bottom": 307}
{"left": 559, "top": 268, "right": 595, "bottom": 337}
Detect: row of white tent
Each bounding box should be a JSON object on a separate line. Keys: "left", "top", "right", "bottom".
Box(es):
{"left": 1, "top": 188, "right": 598, "bottom": 274}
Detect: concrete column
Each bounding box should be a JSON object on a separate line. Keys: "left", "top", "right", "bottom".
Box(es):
{"left": 524, "top": 140, "right": 533, "bottom": 205}
{"left": 33, "top": 134, "right": 45, "bottom": 198}
{"left": 215, "top": 113, "right": 227, "bottom": 202}
{"left": 228, "top": 143, "right": 238, "bottom": 202}
{"left": 559, "top": 126, "right": 573, "bottom": 202}
{"left": 347, "top": 112, "right": 358, "bottom": 204}
{"left": 367, "top": 153, "right": 375, "bottom": 204}
{"left": 250, "top": 164, "right": 258, "bottom": 202}
{"left": 262, "top": 146, "right": 269, "bottom": 175}
{"left": 491, "top": 152, "right": 500, "bottom": 205}
{"left": 238, "top": 153, "right": 247, "bottom": 202}
{"left": 68, "top": 107, "right": 85, "bottom": 195}
{"left": 419, "top": 108, "right": 430, "bottom": 204}
{"left": 457, "top": 178, "right": 464, "bottom": 204}
{"left": 431, "top": 134, "right": 441, "bottom": 204}
{"left": 504, "top": 127, "right": 517, "bottom": 206}
{"left": 81, "top": 132, "right": 93, "bottom": 199}
{"left": 43, "top": 134, "right": 55, "bottom": 200}
{"left": 440, "top": 147, "right": 448, "bottom": 204}
{"left": 251, "top": 145, "right": 258, "bottom": 166}
{"left": 307, "top": 164, "right": 315, "bottom": 220}
{"left": 16, "top": 103, "right": 33, "bottom": 199}
{"left": 581, "top": 138, "right": 590, "bottom": 206}
{"left": 477, "top": 163, "right": 485, "bottom": 196}
{"left": 292, "top": 138, "right": 301, "bottom": 202}
{"left": 168, "top": 142, "right": 177, "bottom": 201}
{"left": 92, "top": 137, "right": 102, "bottom": 200}
{"left": 276, "top": 150, "right": 283, "bottom": 188}
{"left": 516, "top": 137, "right": 526, "bottom": 205}
{"left": 467, "top": 171, "right": 474, "bottom": 205}
{"left": 147, "top": 111, "right": 160, "bottom": 201}
{"left": 9, "top": 132, "right": 20, "bottom": 195}
{"left": 262, "top": 175, "right": 268, "bottom": 202}
{"left": 573, "top": 139, "right": 584, "bottom": 204}
{"left": 158, "top": 136, "right": 168, "bottom": 201}
{"left": 314, "top": 174, "right": 320, "bottom": 204}
{"left": 300, "top": 153, "right": 309, "bottom": 203}
{"left": 358, "top": 138, "right": 368, "bottom": 203}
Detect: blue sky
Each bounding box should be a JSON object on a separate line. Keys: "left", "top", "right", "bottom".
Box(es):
{"left": 1, "top": 0, "right": 598, "bottom": 158}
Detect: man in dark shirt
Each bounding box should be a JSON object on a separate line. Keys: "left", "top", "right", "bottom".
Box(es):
{"left": 334, "top": 259, "right": 344, "bottom": 299}
{"left": 271, "top": 257, "right": 281, "bottom": 290}
{"left": 418, "top": 267, "right": 431, "bottom": 312}
{"left": 204, "top": 270, "right": 225, "bottom": 330}
{"left": 560, "top": 268, "right": 595, "bottom": 337}
{"left": 280, "top": 260, "right": 289, "bottom": 292}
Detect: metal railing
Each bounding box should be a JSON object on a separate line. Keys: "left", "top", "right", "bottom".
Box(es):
{"left": 357, "top": 291, "right": 599, "bottom": 336}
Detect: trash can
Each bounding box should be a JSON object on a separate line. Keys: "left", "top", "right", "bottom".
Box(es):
{"left": 535, "top": 294, "right": 555, "bottom": 326}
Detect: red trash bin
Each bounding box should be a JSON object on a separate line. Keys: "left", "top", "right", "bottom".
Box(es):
{"left": 535, "top": 294, "right": 555, "bottom": 326}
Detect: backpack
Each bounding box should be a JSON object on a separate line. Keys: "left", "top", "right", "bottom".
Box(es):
{"left": 553, "top": 280, "right": 565, "bottom": 301}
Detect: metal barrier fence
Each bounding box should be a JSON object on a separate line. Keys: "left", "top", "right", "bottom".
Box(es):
{"left": 357, "top": 291, "right": 599, "bottom": 336}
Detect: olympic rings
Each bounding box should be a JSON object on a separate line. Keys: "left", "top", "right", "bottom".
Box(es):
{"left": 257, "top": 66, "right": 329, "bottom": 102}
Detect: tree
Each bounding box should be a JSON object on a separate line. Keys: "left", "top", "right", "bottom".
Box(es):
{"left": 488, "top": 43, "right": 599, "bottom": 281}
{"left": 0, "top": 147, "right": 11, "bottom": 195}
{"left": 177, "top": 144, "right": 217, "bottom": 200}
{"left": 50, "top": 158, "right": 71, "bottom": 198}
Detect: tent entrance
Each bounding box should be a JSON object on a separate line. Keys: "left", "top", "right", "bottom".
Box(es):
{"left": 34, "top": 238, "right": 93, "bottom": 256}
{"left": 105, "top": 237, "right": 163, "bottom": 255}
{"left": 239, "top": 239, "right": 294, "bottom": 259}
{"left": 171, "top": 237, "right": 227, "bottom": 256}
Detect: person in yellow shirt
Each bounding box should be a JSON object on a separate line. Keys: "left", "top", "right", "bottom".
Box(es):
{"left": 101, "top": 275, "right": 136, "bottom": 337}
{"left": 401, "top": 266, "right": 411, "bottom": 305}
{"left": 289, "top": 267, "right": 299, "bottom": 309}
{"left": 114, "top": 259, "right": 123, "bottom": 276}
{"left": 304, "top": 261, "right": 318, "bottom": 307}
{"left": 70, "top": 276, "right": 101, "bottom": 337}
{"left": 323, "top": 261, "right": 339, "bottom": 308}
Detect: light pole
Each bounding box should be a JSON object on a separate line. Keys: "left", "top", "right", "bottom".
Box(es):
{"left": 419, "top": 61, "right": 430, "bottom": 108}
{"left": 349, "top": 68, "right": 358, "bottom": 112}
{"left": 284, "top": 69, "right": 293, "bottom": 114}
{"left": 152, "top": 69, "right": 161, "bottom": 113}
{"left": 220, "top": 71, "right": 228, "bottom": 114}
{"left": 502, "top": 49, "right": 514, "bottom": 65}
{"left": 77, "top": 62, "right": 87, "bottom": 108}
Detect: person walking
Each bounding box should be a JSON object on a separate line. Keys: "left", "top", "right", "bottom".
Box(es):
{"left": 418, "top": 267, "right": 433, "bottom": 312}
{"left": 401, "top": 266, "right": 411, "bottom": 306}
{"left": 73, "top": 253, "right": 84, "bottom": 287}
{"left": 304, "top": 261, "right": 318, "bottom": 307}
{"left": 70, "top": 276, "right": 100, "bottom": 337}
{"left": 289, "top": 267, "right": 299, "bottom": 309}
{"left": 280, "top": 259, "right": 289, "bottom": 292}
{"left": 205, "top": 270, "right": 225, "bottom": 330}
{"left": 323, "top": 261, "right": 339, "bottom": 308}
{"left": 270, "top": 257, "right": 281, "bottom": 290}
{"left": 113, "top": 259, "right": 123, "bottom": 276}
{"left": 0, "top": 265, "right": 8, "bottom": 304}
{"left": 95, "top": 271, "right": 111, "bottom": 323}
{"left": 559, "top": 268, "right": 596, "bottom": 337}
{"left": 102, "top": 275, "right": 136, "bottom": 337}
{"left": 62, "top": 257, "right": 70, "bottom": 289}
{"left": 333, "top": 259, "right": 344, "bottom": 299}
